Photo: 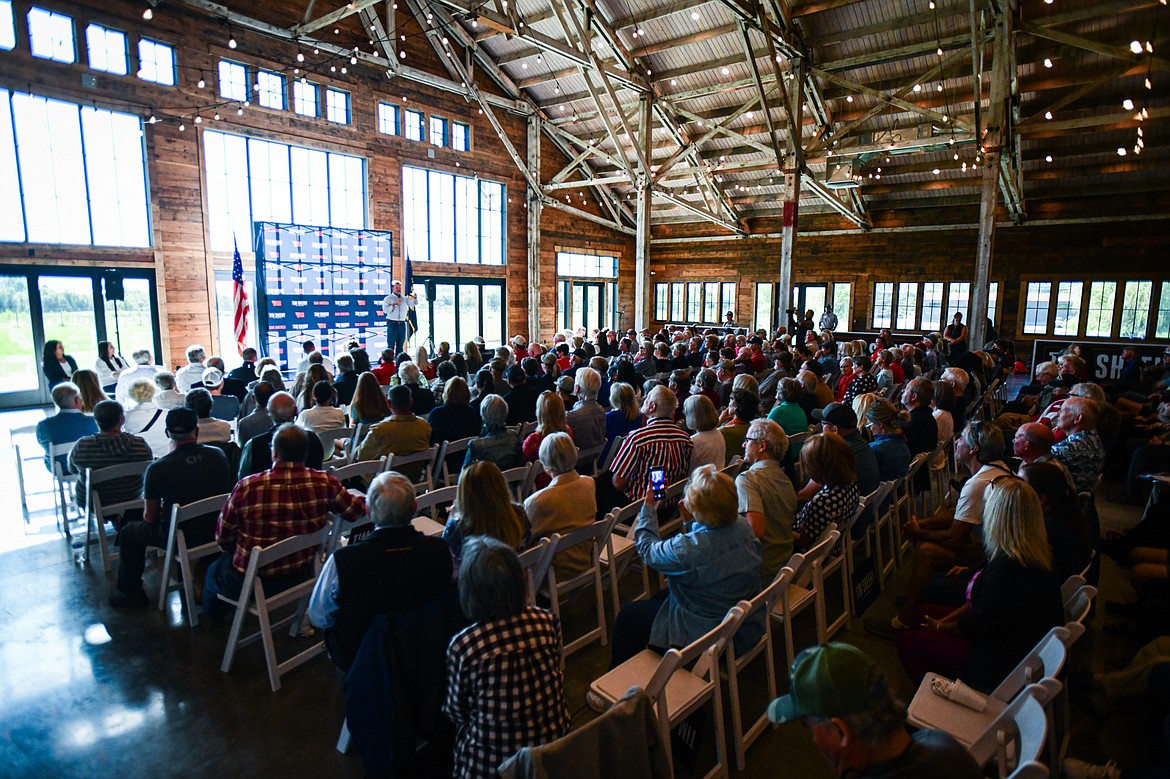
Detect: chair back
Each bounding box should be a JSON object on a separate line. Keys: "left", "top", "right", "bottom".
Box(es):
{"left": 989, "top": 625, "right": 1072, "bottom": 703}
{"left": 737, "top": 565, "right": 794, "bottom": 627}
{"left": 172, "top": 492, "right": 231, "bottom": 526}
{"left": 718, "top": 456, "right": 744, "bottom": 479}
{"left": 329, "top": 457, "right": 386, "bottom": 492}
{"left": 971, "top": 680, "right": 1061, "bottom": 775}
{"left": 439, "top": 436, "right": 475, "bottom": 486}
{"left": 1008, "top": 763, "right": 1048, "bottom": 779}
{"left": 649, "top": 605, "right": 743, "bottom": 692}
{"left": 416, "top": 485, "right": 458, "bottom": 520}
{"left": 501, "top": 462, "right": 534, "bottom": 502}
{"left": 252, "top": 526, "right": 330, "bottom": 570}
{"left": 600, "top": 435, "right": 625, "bottom": 473}
{"left": 519, "top": 421, "right": 537, "bottom": 439}
{"left": 1064, "top": 585, "right": 1097, "bottom": 626}
{"left": 576, "top": 444, "right": 605, "bottom": 476}
{"left": 518, "top": 537, "right": 553, "bottom": 605}
{"left": 1059, "top": 575, "right": 1085, "bottom": 605}
{"left": 799, "top": 528, "right": 841, "bottom": 586}
{"left": 386, "top": 445, "right": 439, "bottom": 493}
{"left": 49, "top": 441, "right": 78, "bottom": 479}
{"left": 317, "top": 426, "right": 354, "bottom": 455}
{"left": 905, "top": 451, "right": 929, "bottom": 481}
{"left": 86, "top": 461, "right": 151, "bottom": 518}
{"left": 346, "top": 422, "right": 369, "bottom": 460}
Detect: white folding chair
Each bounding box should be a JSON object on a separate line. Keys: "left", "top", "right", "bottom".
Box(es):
{"left": 907, "top": 624, "right": 1081, "bottom": 761}
{"left": 575, "top": 444, "right": 605, "bottom": 477}
{"left": 410, "top": 485, "right": 458, "bottom": 536}
{"left": 329, "top": 457, "right": 386, "bottom": 497}
{"left": 893, "top": 452, "right": 930, "bottom": 564}
{"left": 518, "top": 537, "right": 554, "bottom": 607}
{"left": 158, "top": 493, "right": 231, "bottom": 626}
{"left": 599, "top": 434, "right": 625, "bottom": 474}
{"left": 501, "top": 462, "right": 534, "bottom": 502}
{"left": 539, "top": 515, "right": 616, "bottom": 657}
{"left": 726, "top": 563, "right": 797, "bottom": 771}
{"left": 590, "top": 606, "right": 744, "bottom": 779}
{"left": 219, "top": 528, "right": 329, "bottom": 691}
{"left": 771, "top": 528, "right": 840, "bottom": 662}
{"left": 316, "top": 426, "right": 354, "bottom": 461}
{"left": 1063, "top": 584, "right": 1097, "bottom": 626}
{"left": 12, "top": 424, "right": 52, "bottom": 523}
{"left": 438, "top": 435, "right": 475, "bottom": 486}
{"left": 49, "top": 442, "right": 82, "bottom": 537}
{"left": 969, "top": 680, "right": 1061, "bottom": 777}
{"left": 82, "top": 461, "right": 150, "bottom": 570}
{"left": 519, "top": 420, "right": 537, "bottom": 439}
{"left": 868, "top": 479, "right": 900, "bottom": 591}
{"left": 1008, "top": 762, "right": 1048, "bottom": 779}
{"left": 1059, "top": 575, "right": 1085, "bottom": 605}
{"left": 599, "top": 500, "right": 651, "bottom": 615}
{"left": 386, "top": 445, "right": 439, "bottom": 494}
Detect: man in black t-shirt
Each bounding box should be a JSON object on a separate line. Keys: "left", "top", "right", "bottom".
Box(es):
{"left": 110, "top": 409, "right": 235, "bottom": 608}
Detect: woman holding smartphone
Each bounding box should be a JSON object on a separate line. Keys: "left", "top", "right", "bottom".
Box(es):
{"left": 607, "top": 464, "right": 763, "bottom": 669}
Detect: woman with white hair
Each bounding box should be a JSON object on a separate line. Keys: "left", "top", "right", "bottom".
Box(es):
{"left": 123, "top": 378, "right": 170, "bottom": 457}
{"left": 464, "top": 394, "right": 521, "bottom": 470}
{"left": 566, "top": 367, "right": 606, "bottom": 470}
{"left": 609, "top": 464, "right": 763, "bottom": 668}
{"left": 684, "top": 393, "right": 725, "bottom": 472}
{"left": 524, "top": 432, "right": 597, "bottom": 579}
{"left": 153, "top": 371, "right": 185, "bottom": 410}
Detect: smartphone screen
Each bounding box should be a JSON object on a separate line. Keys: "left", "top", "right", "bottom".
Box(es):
{"left": 650, "top": 467, "right": 666, "bottom": 499}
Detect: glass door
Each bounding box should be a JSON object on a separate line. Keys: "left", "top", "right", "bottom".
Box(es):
{"left": 793, "top": 284, "right": 828, "bottom": 318}
{"left": 0, "top": 275, "right": 39, "bottom": 397}
{"left": 38, "top": 276, "right": 101, "bottom": 373}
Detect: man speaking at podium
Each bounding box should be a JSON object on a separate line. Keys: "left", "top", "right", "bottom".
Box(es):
{"left": 381, "top": 279, "right": 417, "bottom": 356}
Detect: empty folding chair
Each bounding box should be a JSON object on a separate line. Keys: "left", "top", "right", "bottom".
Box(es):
{"left": 158, "top": 492, "right": 231, "bottom": 626}
{"left": 589, "top": 606, "right": 744, "bottom": 779}
{"left": 968, "top": 680, "right": 1062, "bottom": 777}
{"left": 83, "top": 460, "right": 150, "bottom": 571}
{"left": 538, "top": 514, "right": 617, "bottom": 656}
{"left": 386, "top": 445, "right": 439, "bottom": 494}
{"left": 772, "top": 529, "right": 840, "bottom": 662}
{"left": 598, "top": 500, "right": 651, "bottom": 616}
{"left": 219, "top": 528, "right": 330, "bottom": 691}
{"left": 726, "top": 564, "right": 796, "bottom": 771}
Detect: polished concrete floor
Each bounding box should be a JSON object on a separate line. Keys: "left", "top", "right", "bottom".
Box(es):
{"left": 0, "top": 407, "right": 1155, "bottom": 778}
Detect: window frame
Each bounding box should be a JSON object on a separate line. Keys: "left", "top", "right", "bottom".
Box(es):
{"left": 292, "top": 79, "right": 318, "bottom": 118}
{"left": 452, "top": 121, "right": 470, "bottom": 152}
{"left": 0, "top": 0, "right": 15, "bottom": 51}
{"left": 27, "top": 6, "right": 75, "bottom": 63}
{"left": 377, "top": 102, "right": 399, "bottom": 136}
{"left": 401, "top": 164, "right": 505, "bottom": 266}
{"left": 84, "top": 23, "right": 128, "bottom": 76}
{"left": 404, "top": 108, "right": 424, "bottom": 141}
{"left": 324, "top": 87, "right": 350, "bottom": 125}
{"left": 256, "top": 70, "right": 286, "bottom": 111}
{"left": 871, "top": 282, "right": 893, "bottom": 329}
{"left": 136, "top": 38, "right": 175, "bottom": 86}
{"left": 429, "top": 115, "right": 448, "bottom": 147}
{"left": 217, "top": 59, "right": 248, "bottom": 102}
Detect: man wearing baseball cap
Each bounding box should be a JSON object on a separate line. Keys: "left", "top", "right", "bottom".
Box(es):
{"left": 109, "top": 408, "right": 234, "bottom": 607}
{"left": 768, "top": 643, "right": 979, "bottom": 778}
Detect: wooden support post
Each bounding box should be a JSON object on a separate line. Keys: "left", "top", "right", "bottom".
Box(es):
{"left": 970, "top": 9, "right": 1011, "bottom": 348}
{"left": 527, "top": 115, "right": 542, "bottom": 344}
{"left": 634, "top": 96, "right": 653, "bottom": 330}
{"left": 778, "top": 172, "right": 798, "bottom": 325}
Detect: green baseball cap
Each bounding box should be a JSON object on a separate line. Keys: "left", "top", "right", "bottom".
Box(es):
{"left": 767, "top": 643, "right": 887, "bottom": 724}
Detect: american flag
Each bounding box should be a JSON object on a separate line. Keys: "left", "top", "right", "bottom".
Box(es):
{"left": 232, "top": 240, "right": 250, "bottom": 355}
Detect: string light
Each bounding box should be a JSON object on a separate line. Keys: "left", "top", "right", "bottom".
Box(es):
{"left": 1043, "top": 58, "right": 1053, "bottom": 68}
{"left": 197, "top": 72, "right": 206, "bottom": 89}
{"left": 143, "top": 6, "right": 153, "bottom": 20}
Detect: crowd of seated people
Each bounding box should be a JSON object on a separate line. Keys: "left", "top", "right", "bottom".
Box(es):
{"left": 30, "top": 317, "right": 1170, "bottom": 778}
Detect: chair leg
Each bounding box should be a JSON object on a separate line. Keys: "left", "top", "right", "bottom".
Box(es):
{"left": 593, "top": 567, "right": 608, "bottom": 647}
{"left": 220, "top": 595, "right": 250, "bottom": 675}
{"left": 336, "top": 719, "right": 351, "bottom": 753}
{"left": 727, "top": 660, "right": 747, "bottom": 772}
{"left": 708, "top": 665, "right": 730, "bottom": 779}
{"left": 254, "top": 590, "right": 282, "bottom": 692}
{"left": 158, "top": 539, "right": 176, "bottom": 613}
{"left": 179, "top": 544, "right": 201, "bottom": 627}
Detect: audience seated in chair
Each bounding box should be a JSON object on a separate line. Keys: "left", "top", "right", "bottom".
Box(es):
{"left": 36, "top": 381, "right": 98, "bottom": 473}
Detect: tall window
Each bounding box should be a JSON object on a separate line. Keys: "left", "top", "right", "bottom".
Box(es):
{"left": 1053, "top": 281, "right": 1082, "bottom": 336}
{"left": 1085, "top": 281, "right": 1116, "bottom": 338}
{"left": 947, "top": 282, "right": 970, "bottom": 322}
{"left": 1120, "top": 280, "right": 1153, "bottom": 339}
{"left": 872, "top": 282, "right": 893, "bottom": 328}
{"left": 670, "top": 282, "right": 684, "bottom": 321}
{"left": 1156, "top": 282, "right": 1170, "bottom": 339}
{"left": 988, "top": 282, "right": 999, "bottom": 325}
{"left": 1, "top": 90, "right": 150, "bottom": 246}
{"left": 325, "top": 88, "right": 349, "bottom": 124}
{"left": 137, "top": 39, "right": 175, "bottom": 85}
{"left": 202, "top": 130, "right": 366, "bottom": 252}
{"left": 686, "top": 282, "right": 701, "bottom": 321}
{"left": 293, "top": 79, "right": 317, "bottom": 117}
{"left": 654, "top": 282, "right": 668, "bottom": 321}
{"left": 1022, "top": 282, "right": 1051, "bottom": 335}
{"left": 919, "top": 282, "right": 943, "bottom": 330}
{"left": 27, "top": 7, "right": 74, "bottom": 63}
{"left": 402, "top": 165, "right": 505, "bottom": 265}
{"left": 377, "top": 102, "right": 399, "bottom": 135}
{"left": 256, "top": 70, "right": 285, "bottom": 110}
{"left": 429, "top": 116, "right": 447, "bottom": 146}
{"left": 415, "top": 279, "right": 505, "bottom": 348}
{"left": 0, "top": 1, "right": 14, "bottom": 50}
{"left": 755, "top": 282, "right": 774, "bottom": 333}
{"left": 895, "top": 282, "right": 918, "bottom": 330}
{"left": 85, "top": 24, "right": 127, "bottom": 75}
{"left": 218, "top": 60, "right": 247, "bottom": 101}
{"left": 832, "top": 282, "right": 851, "bottom": 328}
{"left": 404, "top": 109, "right": 424, "bottom": 141}
{"left": 452, "top": 121, "right": 470, "bottom": 151}
{"left": 556, "top": 251, "right": 618, "bottom": 331}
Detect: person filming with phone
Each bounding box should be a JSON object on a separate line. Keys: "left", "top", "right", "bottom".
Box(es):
{"left": 381, "top": 279, "right": 417, "bottom": 356}
{"left": 604, "top": 463, "right": 763, "bottom": 670}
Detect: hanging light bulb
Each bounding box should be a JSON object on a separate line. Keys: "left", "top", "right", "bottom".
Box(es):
{"left": 148, "top": 113, "right": 157, "bottom": 124}
{"left": 297, "top": 51, "right": 304, "bottom": 63}
{"left": 1123, "top": 98, "right": 1134, "bottom": 110}
{"left": 195, "top": 114, "right": 202, "bottom": 124}
{"left": 198, "top": 72, "right": 206, "bottom": 89}
{"left": 932, "top": 168, "right": 940, "bottom": 175}
{"left": 913, "top": 83, "right": 921, "bottom": 92}
{"left": 214, "top": 112, "right": 221, "bottom": 121}
{"left": 237, "top": 107, "right": 243, "bottom": 115}
{"left": 1045, "top": 154, "right": 1052, "bottom": 163}
{"left": 1118, "top": 147, "right": 1127, "bottom": 156}
{"left": 1044, "top": 111, "right": 1053, "bottom": 120}
{"left": 179, "top": 122, "right": 185, "bottom": 131}
{"left": 1131, "top": 40, "right": 1144, "bottom": 54}
{"left": 228, "top": 35, "right": 237, "bottom": 49}
{"left": 1043, "top": 58, "right": 1053, "bottom": 68}
{"left": 143, "top": 6, "right": 153, "bottom": 20}
{"left": 846, "top": 95, "right": 853, "bottom": 102}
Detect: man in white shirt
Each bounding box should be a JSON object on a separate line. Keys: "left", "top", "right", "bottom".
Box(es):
{"left": 295, "top": 340, "right": 335, "bottom": 375}
{"left": 114, "top": 349, "right": 163, "bottom": 407}
{"left": 381, "top": 280, "right": 417, "bottom": 356}
{"left": 175, "top": 345, "right": 207, "bottom": 392}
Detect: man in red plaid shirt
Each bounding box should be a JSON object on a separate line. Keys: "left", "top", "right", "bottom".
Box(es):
{"left": 203, "top": 424, "right": 367, "bottom": 622}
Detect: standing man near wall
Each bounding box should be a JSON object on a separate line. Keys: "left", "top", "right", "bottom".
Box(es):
{"left": 381, "top": 279, "right": 417, "bottom": 356}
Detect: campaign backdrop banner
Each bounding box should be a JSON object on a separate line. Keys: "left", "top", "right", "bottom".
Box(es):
{"left": 1030, "top": 339, "right": 1168, "bottom": 383}
{"left": 254, "top": 222, "right": 393, "bottom": 369}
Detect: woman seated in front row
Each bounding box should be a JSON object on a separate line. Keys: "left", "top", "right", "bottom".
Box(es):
{"left": 608, "top": 464, "right": 763, "bottom": 669}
